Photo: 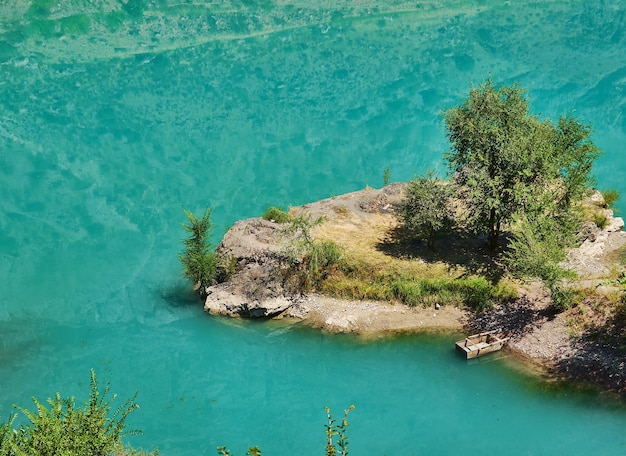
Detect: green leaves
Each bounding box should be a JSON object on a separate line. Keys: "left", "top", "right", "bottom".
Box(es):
{"left": 179, "top": 208, "right": 219, "bottom": 293}
{"left": 396, "top": 170, "right": 455, "bottom": 248}
{"left": 503, "top": 212, "right": 578, "bottom": 311}
{"left": 325, "top": 405, "right": 355, "bottom": 456}
{"left": 444, "top": 79, "right": 601, "bottom": 250}
{"left": 215, "top": 407, "right": 353, "bottom": 456}
{"left": 0, "top": 370, "right": 146, "bottom": 456}
{"left": 282, "top": 214, "right": 344, "bottom": 289}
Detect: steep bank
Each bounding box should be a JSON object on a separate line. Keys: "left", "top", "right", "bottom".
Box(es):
{"left": 204, "top": 184, "right": 626, "bottom": 392}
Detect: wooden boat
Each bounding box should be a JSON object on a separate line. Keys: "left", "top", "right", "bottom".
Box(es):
{"left": 455, "top": 330, "right": 509, "bottom": 359}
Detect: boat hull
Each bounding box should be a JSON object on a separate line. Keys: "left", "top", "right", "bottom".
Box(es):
{"left": 455, "top": 331, "right": 508, "bottom": 359}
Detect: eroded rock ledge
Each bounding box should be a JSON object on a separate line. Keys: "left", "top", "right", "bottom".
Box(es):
{"left": 204, "top": 184, "right": 414, "bottom": 326}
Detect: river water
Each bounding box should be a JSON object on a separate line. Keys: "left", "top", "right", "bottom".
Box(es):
{"left": 2, "top": 1, "right": 626, "bottom": 454}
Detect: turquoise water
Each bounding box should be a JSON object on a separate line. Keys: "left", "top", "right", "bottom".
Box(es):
{"left": 2, "top": 1, "right": 626, "bottom": 454}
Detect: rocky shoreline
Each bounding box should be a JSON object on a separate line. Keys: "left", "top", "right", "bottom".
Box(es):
{"left": 204, "top": 184, "right": 626, "bottom": 393}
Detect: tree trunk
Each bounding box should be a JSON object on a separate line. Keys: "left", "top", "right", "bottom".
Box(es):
{"left": 487, "top": 209, "right": 500, "bottom": 251}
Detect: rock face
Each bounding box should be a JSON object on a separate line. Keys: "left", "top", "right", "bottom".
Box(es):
{"left": 203, "top": 218, "right": 299, "bottom": 318}
{"left": 203, "top": 183, "right": 408, "bottom": 319}
{"left": 564, "top": 192, "right": 626, "bottom": 278}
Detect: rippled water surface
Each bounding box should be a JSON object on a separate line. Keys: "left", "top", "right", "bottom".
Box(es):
{"left": 2, "top": 1, "right": 626, "bottom": 454}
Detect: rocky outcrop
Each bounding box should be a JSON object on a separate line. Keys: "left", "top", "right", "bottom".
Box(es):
{"left": 203, "top": 218, "right": 298, "bottom": 318}
{"left": 201, "top": 185, "right": 626, "bottom": 392}
{"left": 203, "top": 184, "right": 408, "bottom": 320}
{"left": 564, "top": 192, "right": 626, "bottom": 278}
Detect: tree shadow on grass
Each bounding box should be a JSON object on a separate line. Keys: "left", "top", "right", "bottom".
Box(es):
{"left": 376, "top": 226, "right": 509, "bottom": 282}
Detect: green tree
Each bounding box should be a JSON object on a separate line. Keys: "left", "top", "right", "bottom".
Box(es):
{"left": 444, "top": 80, "right": 600, "bottom": 250}
{"left": 555, "top": 115, "right": 601, "bottom": 208}
{"left": 445, "top": 80, "right": 601, "bottom": 310}
{"left": 444, "top": 80, "right": 544, "bottom": 249}
{"left": 396, "top": 170, "right": 455, "bottom": 248}
{"left": 179, "top": 208, "right": 218, "bottom": 295}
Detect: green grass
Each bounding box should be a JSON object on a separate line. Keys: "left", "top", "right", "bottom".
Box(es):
{"left": 318, "top": 263, "right": 516, "bottom": 311}
{"left": 592, "top": 212, "right": 609, "bottom": 229}
{"left": 262, "top": 206, "right": 292, "bottom": 223}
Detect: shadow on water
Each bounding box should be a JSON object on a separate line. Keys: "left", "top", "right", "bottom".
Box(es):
{"left": 157, "top": 281, "right": 202, "bottom": 309}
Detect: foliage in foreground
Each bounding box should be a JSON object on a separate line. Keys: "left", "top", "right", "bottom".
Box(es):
{"left": 0, "top": 370, "right": 154, "bottom": 456}
{"left": 217, "top": 406, "right": 355, "bottom": 456}
{"left": 1, "top": 373, "right": 355, "bottom": 456}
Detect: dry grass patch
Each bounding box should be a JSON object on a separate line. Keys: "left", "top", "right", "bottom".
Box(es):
{"left": 313, "top": 212, "right": 457, "bottom": 279}
{"left": 310, "top": 211, "right": 516, "bottom": 310}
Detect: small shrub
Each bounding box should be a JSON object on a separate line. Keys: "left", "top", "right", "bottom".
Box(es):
{"left": 602, "top": 189, "right": 620, "bottom": 208}
{"left": 307, "top": 240, "right": 344, "bottom": 282}
{"left": 0, "top": 370, "right": 151, "bottom": 456}
{"left": 592, "top": 212, "right": 609, "bottom": 229}
{"left": 395, "top": 170, "right": 455, "bottom": 248}
{"left": 179, "top": 208, "right": 218, "bottom": 294}
{"left": 383, "top": 168, "right": 391, "bottom": 186}
{"left": 262, "top": 206, "right": 292, "bottom": 224}
{"left": 550, "top": 283, "right": 578, "bottom": 312}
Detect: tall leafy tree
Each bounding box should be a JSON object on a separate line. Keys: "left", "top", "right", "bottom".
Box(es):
{"left": 444, "top": 80, "right": 537, "bottom": 249}
{"left": 554, "top": 115, "right": 601, "bottom": 208}
{"left": 443, "top": 79, "right": 599, "bottom": 250}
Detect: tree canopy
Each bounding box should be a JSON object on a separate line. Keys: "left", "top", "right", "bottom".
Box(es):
{"left": 443, "top": 79, "right": 600, "bottom": 250}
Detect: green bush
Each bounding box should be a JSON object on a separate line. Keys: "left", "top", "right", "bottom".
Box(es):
{"left": 179, "top": 208, "right": 218, "bottom": 293}
{"left": 0, "top": 371, "right": 155, "bottom": 456}
{"left": 602, "top": 189, "right": 620, "bottom": 208}
{"left": 504, "top": 213, "right": 575, "bottom": 283}
{"left": 549, "top": 283, "right": 578, "bottom": 312}
{"left": 261, "top": 206, "right": 292, "bottom": 223}
{"left": 395, "top": 170, "right": 455, "bottom": 248}
{"left": 592, "top": 212, "right": 609, "bottom": 229}
{"left": 307, "top": 240, "right": 343, "bottom": 281}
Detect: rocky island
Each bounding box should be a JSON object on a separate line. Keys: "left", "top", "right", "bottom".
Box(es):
{"left": 203, "top": 183, "right": 626, "bottom": 393}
